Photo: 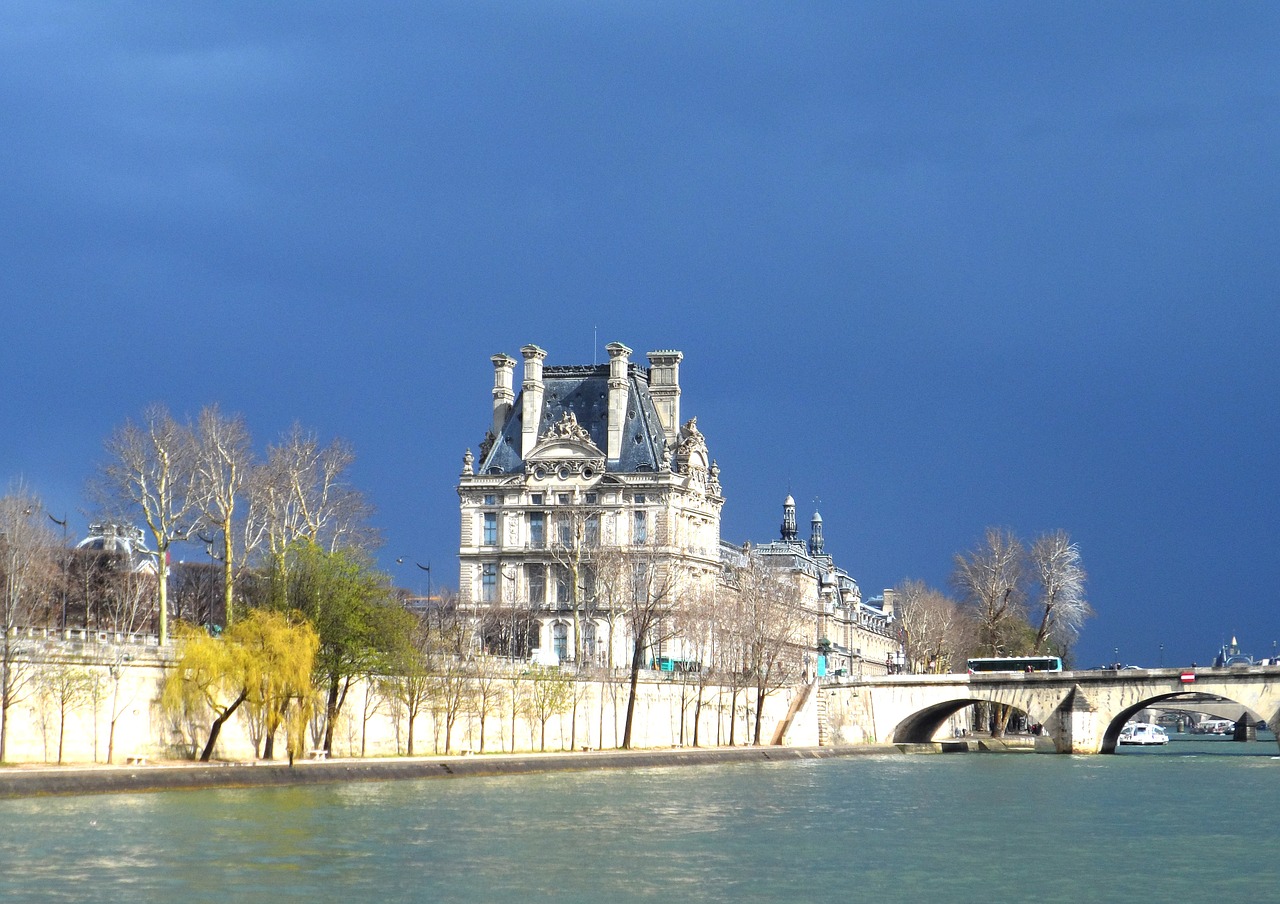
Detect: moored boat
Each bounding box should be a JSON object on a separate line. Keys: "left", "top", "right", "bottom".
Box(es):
{"left": 1119, "top": 722, "right": 1169, "bottom": 746}
{"left": 1191, "top": 718, "right": 1234, "bottom": 735}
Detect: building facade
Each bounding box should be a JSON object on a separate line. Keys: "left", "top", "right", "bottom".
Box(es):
{"left": 457, "top": 342, "right": 897, "bottom": 678}
{"left": 726, "top": 496, "right": 898, "bottom": 678}
{"left": 458, "top": 343, "right": 724, "bottom": 666}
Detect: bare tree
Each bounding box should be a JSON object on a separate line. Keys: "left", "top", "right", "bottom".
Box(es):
{"left": 730, "top": 554, "right": 809, "bottom": 746}
{"left": 244, "top": 424, "right": 377, "bottom": 562}
{"left": 97, "top": 404, "right": 199, "bottom": 644}
{"left": 671, "top": 582, "right": 718, "bottom": 746}
{"left": 38, "top": 663, "right": 95, "bottom": 764}
{"left": 0, "top": 484, "right": 58, "bottom": 761}
{"left": 1028, "top": 530, "right": 1090, "bottom": 655}
{"left": 192, "top": 405, "right": 253, "bottom": 627}
{"left": 893, "top": 579, "right": 967, "bottom": 674}
{"left": 384, "top": 623, "right": 433, "bottom": 756}
{"left": 470, "top": 653, "right": 504, "bottom": 753}
{"left": 608, "top": 547, "right": 682, "bottom": 750}
{"left": 526, "top": 665, "right": 572, "bottom": 751}
{"left": 546, "top": 496, "right": 605, "bottom": 667}
{"left": 952, "top": 527, "right": 1026, "bottom": 657}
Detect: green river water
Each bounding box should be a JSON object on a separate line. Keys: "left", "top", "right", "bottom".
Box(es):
{"left": 2, "top": 733, "right": 1277, "bottom": 903}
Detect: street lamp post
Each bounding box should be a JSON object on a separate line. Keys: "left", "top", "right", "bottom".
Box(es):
{"left": 48, "top": 514, "right": 68, "bottom": 633}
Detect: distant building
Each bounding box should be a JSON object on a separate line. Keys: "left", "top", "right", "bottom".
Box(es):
{"left": 69, "top": 524, "right": 224, "bottom": 634}
{"left": 724, "top": 496, "right": 898, "bottom": 678}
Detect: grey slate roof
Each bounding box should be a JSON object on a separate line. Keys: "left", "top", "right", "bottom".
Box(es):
{"left": 478, "top": 363, "right": 671, "bottom": 475}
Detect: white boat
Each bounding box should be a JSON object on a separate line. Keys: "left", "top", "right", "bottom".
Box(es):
{"left": 1119, "top": 722, "right": 1169, "bottom": 746}
{"left": 1192, "top": 718, "right": 1234, "bottom": 735}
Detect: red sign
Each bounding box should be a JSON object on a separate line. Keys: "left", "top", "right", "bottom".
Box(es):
{"left": 1180, "top": 671, "right": 1196, "bottom": 684}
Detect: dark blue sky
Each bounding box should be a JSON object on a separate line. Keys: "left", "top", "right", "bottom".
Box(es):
{"left": 3, "top": 3, "right": 1277, "bottom": 668}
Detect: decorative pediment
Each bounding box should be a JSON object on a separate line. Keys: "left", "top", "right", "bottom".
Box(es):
{"left": 526, "top": 412, "right": 606, "bottom": 480}
{"left": 527, "top": 412, "right": 606, "bottom": 463}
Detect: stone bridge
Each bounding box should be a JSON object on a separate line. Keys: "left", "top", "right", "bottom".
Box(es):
{"left": 816, "top": 665, "right": 1280, "bottom": 754}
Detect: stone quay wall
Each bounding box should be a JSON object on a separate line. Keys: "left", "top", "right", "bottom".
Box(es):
{"left": 0, "top": 641, "right": 820, "bottom": 764}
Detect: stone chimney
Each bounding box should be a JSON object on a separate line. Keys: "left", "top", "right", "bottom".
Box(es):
{"left": 646, "top": 350, "right": 682, "bottom": 436}
{"left": 491, "top": 353, "right": 516, "bottom": 437}
{"left": 520, "top": 344, "right": 547, "bottom": 459}
{"left": 606, "top": 342, "right": 632, "bottom": 461}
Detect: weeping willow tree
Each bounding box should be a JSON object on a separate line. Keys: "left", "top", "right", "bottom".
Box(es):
{"left": 162, "top": 609, "right": 318, "bottom": 761}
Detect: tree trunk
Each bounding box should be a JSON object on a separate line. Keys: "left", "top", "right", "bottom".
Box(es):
{"left": 753, "top": 683, "right": 766, "bottom": 745}
{"left": 322, "top": 675, "right": 341, "bottom": 753}
{"left": 621, "top": 638, "right": 644, "bottom": 749}
{"left": 200, "top": 690, "right": 249, "bottom": 761}
{"left": 157, "top": 554, "right": 170, "bottom": 646}
{"left": 222, "top": 529, "right": 235, "bottom": 628}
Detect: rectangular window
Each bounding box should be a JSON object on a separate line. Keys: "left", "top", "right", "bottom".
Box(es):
{"left": 632, "top": 563, "right": 648, "bottom": 602}
{"left": 585, "top": 514, "right": 600, "bottom": 546}
{"left": 529, "top": 512, "right": 545, "bottom": 548}
{"left": 483, "top": 512, "right": 498, "bottom": 545}
{"left": 557, "top": 493, "right": 570, "bottom": 505}
{"left": 528, "top": 564, "right": 545, "bottom": 604}
{"left": 481, "top": 563, "right": 497, "bottom": 603}
{"left": 483, "top": 494, "right": 496, "bottom": 506}
{"left": 555, "top": 565, "right": 572, "bottom": 605}
{"left": 555, "top": 513, "right": 572, "bottom": 546}
{"left": 585, "top": 493, "right": 598, "bottom": 505}
{"left": 634, "top": 510, "right": 647, "bottom": 544}
{"left": 530, "top": 493, "right": 544, "bottom": 505}
{"left": 633, "top": 494, "right": 646, "bottom": 504}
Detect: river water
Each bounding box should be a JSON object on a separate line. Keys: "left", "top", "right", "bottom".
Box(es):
{"left": 2, "top": 734, "right": 1277, "bottom": 903}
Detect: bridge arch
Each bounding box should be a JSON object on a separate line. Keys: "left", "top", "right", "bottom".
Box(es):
{"left": 889, "top": 691, "right": 1047, "bottom": 745}
{"left": 891, "top": 700, "right": 975, "bottom": 744}
{"left": 1099, "top": 691, "right": 1269, "bottom": 753}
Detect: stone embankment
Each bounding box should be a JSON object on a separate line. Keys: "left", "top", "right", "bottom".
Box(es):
{"left": 0, "top": 745, "right": 898, "bottom": 799}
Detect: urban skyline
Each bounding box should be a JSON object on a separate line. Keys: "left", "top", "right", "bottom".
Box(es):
{"left": 3, "top": 5, "right": 1278, "bottom": 670}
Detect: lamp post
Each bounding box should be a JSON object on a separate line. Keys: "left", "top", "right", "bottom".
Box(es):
{"left": 48, "top": 513, "right": 68, "bottom": 633}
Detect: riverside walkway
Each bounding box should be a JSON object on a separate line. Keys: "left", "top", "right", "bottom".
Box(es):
{"left": 0, "top": 745, "right": 897, "bottom": 799}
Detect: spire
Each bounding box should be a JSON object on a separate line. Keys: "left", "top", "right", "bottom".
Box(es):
{"left": 781, "top": 495, "right": 797, "bottom": 542}
{"left": 809, "top": 510, "right": 825, "bottom": 556}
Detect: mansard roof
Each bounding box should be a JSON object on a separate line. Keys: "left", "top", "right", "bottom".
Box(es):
{"left": 478, "top": 363, "right": 669, "bottom": 476}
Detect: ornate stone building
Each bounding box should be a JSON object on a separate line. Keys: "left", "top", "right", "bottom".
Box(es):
{"left": 728, "top": 496, "right": 898, "bottom": 678}
{"left": 458, "top": 342, "right": 896, "bottom": 678}
{"left": 458, "top": 343, "right": 724, "bottom": 666}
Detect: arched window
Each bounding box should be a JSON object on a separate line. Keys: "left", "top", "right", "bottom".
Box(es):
{"left": 552, "top": 622, "right": 569, "bottom": 662}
